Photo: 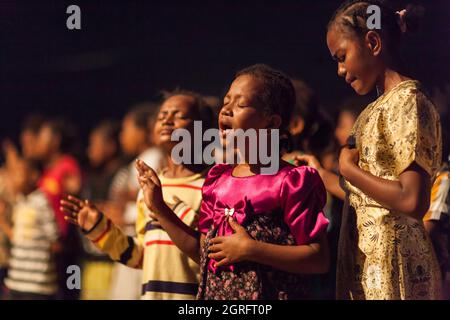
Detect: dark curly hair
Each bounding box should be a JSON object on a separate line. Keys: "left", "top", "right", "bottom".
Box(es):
{"left": 235, "top": 64, "right": 296, "bottom": 153}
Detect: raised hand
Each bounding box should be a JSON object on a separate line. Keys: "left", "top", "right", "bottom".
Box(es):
{"left": 135, "top": 159, "right": 166, "bottom": 214}
{"left": 60, "top": 195, "right": 101, "bottom": 231}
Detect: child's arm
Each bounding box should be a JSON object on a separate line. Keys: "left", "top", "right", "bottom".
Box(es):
{"left": 135, "top": 159, "right": 202, "bottom": 263}
{"left": 339, "top": 147, "right": 431, "bottom": 220}
{"left": 61, "top": 195, "right": 144, "bottom": 268}
{"left": 208, "top": 218, "right": 329, "bottom": 274}
{"left": 295, "top": 154, "right": 345, "bottom": 200}
{"left": 0, "top": 200, "right": 12, "bottom": 240}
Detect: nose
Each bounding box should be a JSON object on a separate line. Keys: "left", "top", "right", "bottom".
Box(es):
{"left": 337, "top": 63, "right": 346, "bottom": 78}
{"left": 220, "top": 104, "right": 233, "bottom": 117}
{"left": 161, "top": 113, "right": 175, "bottom": 125}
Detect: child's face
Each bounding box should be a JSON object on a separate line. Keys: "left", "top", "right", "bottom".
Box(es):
{"left": 335, "top": 110, "right": 356, "bottom": 146}
{"left": 219, "top": 75, "right": 276, "bottom": 148}
{"left": 87, "top": 129, "right": 116, "bottom": 167}
{"left": 327, "top": 25, "right": 380, "bottom": 95}
{"left": 20, "top": 129, "right": 39, "bottom": 159}
{"left": 153, "top": 95, "right": 198, "bottom": 150}
{"left": 120, "top": 116, "right": 147, "bottom": 156}
{"left": 34, "top": 124, "right": 59, "bottom": 161}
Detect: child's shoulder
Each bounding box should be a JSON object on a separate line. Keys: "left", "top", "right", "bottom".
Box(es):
{"left": 279, "top": 160, "right": 319, "bottom": 177}
{"left": 279, "top": 163, "right": 326, "bottom": 204}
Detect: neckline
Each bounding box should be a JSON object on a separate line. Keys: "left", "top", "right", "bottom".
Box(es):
{"left": 230, "top": 166, "right": 259, "bottom": 179}
{"left": 229, "top": 162, "right": 292, "bottom": 178}
{"left": 159, "top": 170, "right": 206, "bottom": 183}
{"left": 376, "top": 79, "right": 418, "bottom": 101}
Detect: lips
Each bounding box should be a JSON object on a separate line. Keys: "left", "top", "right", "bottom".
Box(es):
{"left": 159, "top": 128, "right": 174, "bottom": 136}
{"left": 219, "top": 120, "right": 233, "bottom": 138}
{"left": 346, "top": 77, "right": 356, "bottom": 85}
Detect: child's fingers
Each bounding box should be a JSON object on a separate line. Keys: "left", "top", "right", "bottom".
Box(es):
{"left": 215, "top": 258, "right": 231, "bottom": 268}
{"left": 139, "top": 176, "right": 154, "bottom": 187}
{"left": 135, "top": 159, "right": 145, "bottom": 175}
{"left": 210, "top": 236, "right": 224, "bottom": 245}
{"left": 208, "top": 252, "right": 226, "bottom": 260}
{"left": 228, "top": 218, "right": 244, "bottom": 232}
{"left": 60, "top": 206, "right": 77, "bottom": 217}
{"left": 293, "top": 155, "right": 310, "bottom": 165}
{"left": 136, "top": 159, "right": 151, "bottom": 171}
{"left": 67, "top": 195, "right": 85, "bottom": 208}
{"left": 137, "top": 160, "right": 161, "bottom": 186}
{"left": 64, "top": 216, "right": 79, "bottom": 226}
{"left": 208, "top": 244, "right": 223, "bottom": 253}
{"left": 61, "top": 199, "right": 81, "bottom": 212}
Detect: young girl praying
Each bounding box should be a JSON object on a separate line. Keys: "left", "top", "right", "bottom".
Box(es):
{"left": 326, "top": 0, "right": 442, "bottom": 299}
{"left": 61, "top": 91, "right": 213, "bottom": 299}
{"left": 136, "top": 64, "right": 330, "bottom": 300}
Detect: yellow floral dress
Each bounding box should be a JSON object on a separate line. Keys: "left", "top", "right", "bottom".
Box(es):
{"left": 336, "top": 80, "right": 443, "bottom": 300}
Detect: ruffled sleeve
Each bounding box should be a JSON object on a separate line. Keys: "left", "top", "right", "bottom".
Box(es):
{"left": 280, "top": 166, "right": 329, "bottom": 245}
{"left": 198, "top": 164, "right": 231, "bottom": 234}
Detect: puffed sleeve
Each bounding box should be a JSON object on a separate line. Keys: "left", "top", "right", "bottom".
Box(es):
{"left": 280, "top": 166, "right": 329, "bottom": 245}
{"left": 198, "top": 164, "right": 231, "bottom": 234}
{"left": 382, "top": 87, "right": 442, "bottom": 177}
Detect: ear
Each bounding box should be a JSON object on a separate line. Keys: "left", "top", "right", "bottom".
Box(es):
{"left": 289, "top": 116, "right": 305, "bottom": 136}
{"left": 365, "top": 31, "right": 382, "bottom": 57}
{"left": 266, "top": 114, "right": 282, "bottom": 129}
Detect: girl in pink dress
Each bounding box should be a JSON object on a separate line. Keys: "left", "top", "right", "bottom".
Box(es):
{"left": 136, "top": 64, "right": 330, "bottom": 299}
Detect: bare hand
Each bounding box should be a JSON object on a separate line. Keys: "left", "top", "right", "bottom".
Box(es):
{"left": 339, "top": 147, "right": 359, "bottom": 178}
{"left": 60, "top": 195, "right": 101, "bottom": 231}
{"left": 208, "top": 218, "right": 253, "bottom": 267}
{"left": 294, "top": 154, "right": 322, "bottom": 171}
{"left": 135, "top": 159, "right": 167, "bottom": 215}
{"left": 2, "top": 140, "right": 19, "bottom": 170}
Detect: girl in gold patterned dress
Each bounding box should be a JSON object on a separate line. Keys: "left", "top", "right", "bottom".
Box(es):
{"left": 326, "top": 0, "right": 442, "bottom": 299}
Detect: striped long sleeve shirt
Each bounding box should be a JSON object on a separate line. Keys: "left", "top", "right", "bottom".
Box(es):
{"left": 5, "top": 190, "right": 60, "bottom": 296}
{"left": 86, "top": 172, "right": 204, "bottom": 299}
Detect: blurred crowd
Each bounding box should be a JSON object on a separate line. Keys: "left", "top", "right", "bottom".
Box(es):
{"left": 0, "top": 79, "right": 448, "bottom": 300}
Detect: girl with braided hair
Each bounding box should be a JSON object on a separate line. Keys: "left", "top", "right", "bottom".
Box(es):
{"left": 326, "top": 0, "right": 442, "bottom": 299}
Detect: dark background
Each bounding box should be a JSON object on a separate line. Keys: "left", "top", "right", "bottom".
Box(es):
{"left": 1, "top": 0, "right": 449, "bottom": 144}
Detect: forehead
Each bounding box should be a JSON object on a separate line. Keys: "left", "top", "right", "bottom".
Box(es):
{"left": 39, "top": 124, "right": 53, "bottom": 135}
{"left": 326, "top": 24, "right": 349, "bottom": 54}
{"left": 160, "top": 95, "right": 195, "bottom": 112}
{"left": 91, "top": 128, "right": 107, "bottom": 139}
{"left": 227, "top": 74, "right": 264, "bottom": 98}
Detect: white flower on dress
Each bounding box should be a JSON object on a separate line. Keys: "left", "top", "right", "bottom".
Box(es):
{"left": 365, "top": 264, "right": 382, "bottom": 290}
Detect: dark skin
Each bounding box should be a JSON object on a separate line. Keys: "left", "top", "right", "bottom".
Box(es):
{"left": 60, "top": 95, "right": 208, "bottom": 252}
{"left": 326, "top": 25, "right": 431, "bottom": 220}
{"left": 35, "top": 124, "right": 81, "bottom": 195}
{"left": 294, "top": 154, "right": 346, "bottom": 201}
{"left": 133, "top": 75, "right": 330, "bottom": 274}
